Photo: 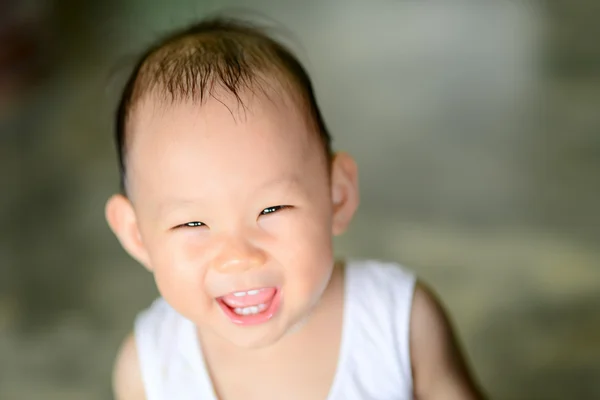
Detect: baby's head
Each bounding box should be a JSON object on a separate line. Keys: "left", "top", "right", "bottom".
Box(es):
{"left": 106, "top": 18, "right": 359, "bottom": 348}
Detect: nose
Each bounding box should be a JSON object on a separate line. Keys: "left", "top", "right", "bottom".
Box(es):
{"left": 210, "top": 234, "right": 267, "bottom": 274}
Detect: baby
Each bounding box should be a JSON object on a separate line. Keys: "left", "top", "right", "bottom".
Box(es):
{"left": 106, "top": 17, "right": 485, "bottom": 400}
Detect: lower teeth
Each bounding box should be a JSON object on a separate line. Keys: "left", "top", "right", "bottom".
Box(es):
{"left": 234, "top": 303, "right": 267, "bottom": 316}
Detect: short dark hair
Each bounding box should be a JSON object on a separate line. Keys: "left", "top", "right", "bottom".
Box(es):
{"left": 114, "top": 17, "right": 333, "bottom": 194}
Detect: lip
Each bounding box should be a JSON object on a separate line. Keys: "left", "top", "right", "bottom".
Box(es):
{"left": 219, "top": 287, "right": 277, "bottom": 308}
{"left": 217, "top": 287, "right": 281, "bottom": 326}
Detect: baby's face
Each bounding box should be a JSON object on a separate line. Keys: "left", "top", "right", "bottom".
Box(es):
{"left": 125, "top": 92, "right": 340, "bottom": 348}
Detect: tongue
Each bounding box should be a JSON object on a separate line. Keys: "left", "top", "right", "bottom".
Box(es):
{"left": 220, "top": 287, "right": 276, "bottom": 308}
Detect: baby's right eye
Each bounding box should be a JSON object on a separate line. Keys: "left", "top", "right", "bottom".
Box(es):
{"left": 180, "top": 221, "right": 205, "bottom": 228}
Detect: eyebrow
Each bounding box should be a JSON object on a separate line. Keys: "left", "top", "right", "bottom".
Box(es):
{"left": 257, "top": 175, "right": 302, "bottom": 191}
{"left": 156, "top": 176, "right": 303, "bottom": 214}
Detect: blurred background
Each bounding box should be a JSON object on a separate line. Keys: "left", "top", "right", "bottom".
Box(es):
{"left": 1, "top": 0, "right": 599, "bottom": 399}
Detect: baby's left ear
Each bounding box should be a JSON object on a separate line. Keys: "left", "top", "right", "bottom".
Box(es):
{"left": 330, "top": 152, "right": 360, "bottom": 235}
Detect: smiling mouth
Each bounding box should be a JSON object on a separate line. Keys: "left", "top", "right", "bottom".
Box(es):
{"left": 217, "top": 287, "right": 281, "bottom": 325}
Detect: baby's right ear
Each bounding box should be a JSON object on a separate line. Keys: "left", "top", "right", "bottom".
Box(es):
{"left": 105, "top": 194, "right": 152, "bottom": 271}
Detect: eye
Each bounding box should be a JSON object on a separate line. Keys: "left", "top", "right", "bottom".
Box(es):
{"left": 179, "top": 221, "right": 205, "bottom": 228}
{"left": 260, "top": 205, "right": 290, "bottom": 216}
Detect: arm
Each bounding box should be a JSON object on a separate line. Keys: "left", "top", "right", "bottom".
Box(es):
{"left": 113, "top": 333, "right": 147, "bottom": 400}
{"left": 410, "top": 282, "right": 487, "bottom": 400}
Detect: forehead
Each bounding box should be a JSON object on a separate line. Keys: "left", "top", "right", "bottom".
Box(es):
{"left": 126, "top": 89, "right": 324, "bottom": 200}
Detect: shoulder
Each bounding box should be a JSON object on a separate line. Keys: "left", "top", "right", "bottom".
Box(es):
{"left": 347, "top": 259, "right": 485, "bottom": 398}
{"left": 346, "top": 259, "right": 416, "bottom": 293}
{"left": 113, "top": 333, "right": 147, "bottom": 400}
{"left": 410, "top": 282, "right": 486, "bottom": 399}
{"left": 112, "top": 298, "right": 177, "bottom": 400}
{"left": 346, "top": 259, "right": 417, "bottom": 330}
{"left": 338, "top": 259, "right": 416, "bottom": 394}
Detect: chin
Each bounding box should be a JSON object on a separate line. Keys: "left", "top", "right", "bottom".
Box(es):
{"left": 225, "top": 328, "right": 287, "bottom": 350}
{"left": 222, "top": 309, "right": 312, "bottom": 349}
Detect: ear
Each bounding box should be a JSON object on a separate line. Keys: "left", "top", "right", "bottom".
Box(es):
{"left": 330, "top": 152, "right": 360, "bottom": 236}
{"left": 105, "top": 194, "right": 153, "bottom": 271}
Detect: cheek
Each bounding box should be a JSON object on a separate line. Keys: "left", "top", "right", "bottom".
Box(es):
{"left": 146, "top": 234, "right": 213, "bottom": 313}
{"left": 277, "top": 210, "right": 334, "bottom": 294}
{"left": 150, "top": 232, "right": 211, "bottom": 270}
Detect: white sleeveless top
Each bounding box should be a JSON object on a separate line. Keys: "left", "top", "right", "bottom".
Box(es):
{"left": 134, "top": 259, "right": 416, "bottom": 400}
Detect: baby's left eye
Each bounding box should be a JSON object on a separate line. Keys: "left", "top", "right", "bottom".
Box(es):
{"left": 260, "top": 205, "right": 289, "bottom": 215}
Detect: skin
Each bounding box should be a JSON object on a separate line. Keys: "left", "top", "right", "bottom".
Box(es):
{"left": 107, "top": 87, "right": 486, "bottom": 400}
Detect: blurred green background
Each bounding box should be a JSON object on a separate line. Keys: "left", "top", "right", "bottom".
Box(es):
{"left": 1, "top": 1, "right": 599, "bottom": 399}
